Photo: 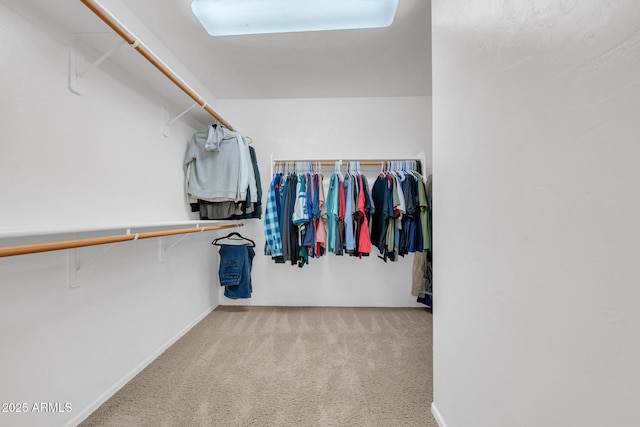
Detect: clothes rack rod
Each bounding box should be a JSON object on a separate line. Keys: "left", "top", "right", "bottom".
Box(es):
{"left": 0, "top": 223, "right": 243, "bottom": 258}
{"left": 272, "top": 159, "right": 422, "bottom": 167}
{"left": 0, "top": 220, "right": 235, "bottom": 239}
{"left": 79, "top": 0, "right": 235, "bottom": 131}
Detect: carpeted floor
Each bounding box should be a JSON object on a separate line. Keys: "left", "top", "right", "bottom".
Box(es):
{"left": 80, "top": 306, "right": 436, "bottom": 427}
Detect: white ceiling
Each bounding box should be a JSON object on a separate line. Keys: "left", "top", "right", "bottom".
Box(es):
{"left": 9, "top": 0, "right": 431, "bottom": 102}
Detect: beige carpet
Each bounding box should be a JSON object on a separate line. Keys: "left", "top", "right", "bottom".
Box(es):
{"left": 80, "top": 306, "right": 436, "bottom": 427}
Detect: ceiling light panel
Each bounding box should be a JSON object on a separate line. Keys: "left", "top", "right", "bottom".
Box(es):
{"left": 191, "top": 0, "right": 399, "bottom": 36}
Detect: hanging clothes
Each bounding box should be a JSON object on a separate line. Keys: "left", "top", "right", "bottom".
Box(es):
{"left": 370, "top": 173, "right": 391, "bottom": 260}
{"left": 302, "top": 173, "right": 317, "bottom": 259}
{"left": 315, "top": 173, "right": 328, "bottom": 257}
{"left": 338, "top": 164, "right": 373, "bottom": 258}
{"left": 229, "top": 145, "right": 263, "bottom": 219}
{"left": 369, "top": 163, "right": 430, "bottom": 262}
{"left": 184, "top": 125, "right": 241, "bottom": 201}
{"left": 292, "top": 173, "right": 311, "bottom": 267}
{"left": 326, "top": 172, "right": 341, "bottom": 255}
{"left": 262, "top": 163, "right": 327, "bottom": 267}
{"left": 355, "top": 173, "right": 373, "bottom": 257}
{"left": 218, "top": 244, "right": 255, "bottom": 299}
{"left": 184, "top": 125, "right": 262, "bottom": 220}
{"left": 263, "top": 159, "right": 426, "bottom": 271}
{"left": 263, "top": 173, "right": 283, "bottom": 258}
{"left": 344, "top": 173, "right": 355, "bottom": 253}
{"left": 281, "top": 173, "right": 298, "bottom": 264}
{"left": 413, "top": 173, "right": 433, "bottom": 308}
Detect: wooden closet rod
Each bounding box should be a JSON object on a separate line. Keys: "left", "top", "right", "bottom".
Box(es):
{"left": 80, "top": 0, "right": 235, "bottom": 131}
{"left": 0, "top": 223, "right": 242, "bottom": 258}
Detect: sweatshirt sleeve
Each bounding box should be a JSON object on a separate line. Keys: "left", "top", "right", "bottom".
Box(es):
{"left": 184, "top": 137, "right": 199, "bottom": 202}
{"left": 242, "top": 137, "right": 257, "bottom": 205}
{"left": 235, "top": 133, "right": 250, "bottom": 201}
{"left": 184, "top": 136, "right": 198, "bottom": 172}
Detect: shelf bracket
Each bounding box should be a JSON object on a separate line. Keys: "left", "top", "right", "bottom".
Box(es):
{"left": 67, "top": 243, "right": 115, "bottom": 288}
{"left": 161, "top": 103, "right": 201, "bottom": 137}
{"left": 69, "top": 34, "right": 130, "bottom": 95}
{"left": 158, "top": 225, "right": 205, "bottom": 262}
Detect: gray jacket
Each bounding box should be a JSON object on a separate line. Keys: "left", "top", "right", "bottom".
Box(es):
{"left": 184, "top": 125, "right": 242, "bottom": 201}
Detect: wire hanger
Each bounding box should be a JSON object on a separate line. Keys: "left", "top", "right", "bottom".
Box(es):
{"left": 211, "top": 232, "right": 255, "bottom": 247}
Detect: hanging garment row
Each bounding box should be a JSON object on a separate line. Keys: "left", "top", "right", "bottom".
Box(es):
{"left": 263, "top": 160, "right": 431, "bottom": 269}
{"left": 370, "top": 161, "right": 431, "bottom": 262}
{"left": 184, "top": 124, "right": 263, "bottom": 220}
{"left": 264, "top": 163, "right": 327, "bottom": 267}
{"left": 326, "top": 161, "right": 374, "bottom": 258}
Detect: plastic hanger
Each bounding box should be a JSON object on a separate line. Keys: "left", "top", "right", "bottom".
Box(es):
{"left": 334, "top": 160, "right": 343, "bottom": 180}
{"left": 211, "top": 232, "right": 255, "bottom": 247}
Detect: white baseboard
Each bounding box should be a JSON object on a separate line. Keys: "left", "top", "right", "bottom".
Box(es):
{"left": 65, "top": 304, "right": 218, "bottom": 427}
{"left": 431, "top": 402, "right": 447, "bottom": 427}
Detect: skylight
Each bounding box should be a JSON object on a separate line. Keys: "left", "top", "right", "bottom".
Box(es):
{"left": 191, "top": 0, "right": 399, "bottom": 36}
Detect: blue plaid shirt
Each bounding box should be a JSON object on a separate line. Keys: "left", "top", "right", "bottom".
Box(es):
{"left": 263, "top": 177, "right": 283, "bottom": 256}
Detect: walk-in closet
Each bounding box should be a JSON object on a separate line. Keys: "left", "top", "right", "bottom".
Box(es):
{"left": 3, "top": 1, "right": 638, "bottom": 426}
{"left": 1, "top": 0, "right": 433, "bottom": 425}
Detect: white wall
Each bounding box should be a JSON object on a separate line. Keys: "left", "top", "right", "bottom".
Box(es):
{"left": 0, "top": 4, "right": 222, "bottom": 426}
{"left": 432, "top": 1, "right": 640, "bottom": 426}
{"left": 217, "top": 97, "right": 432, "bottom": 307}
